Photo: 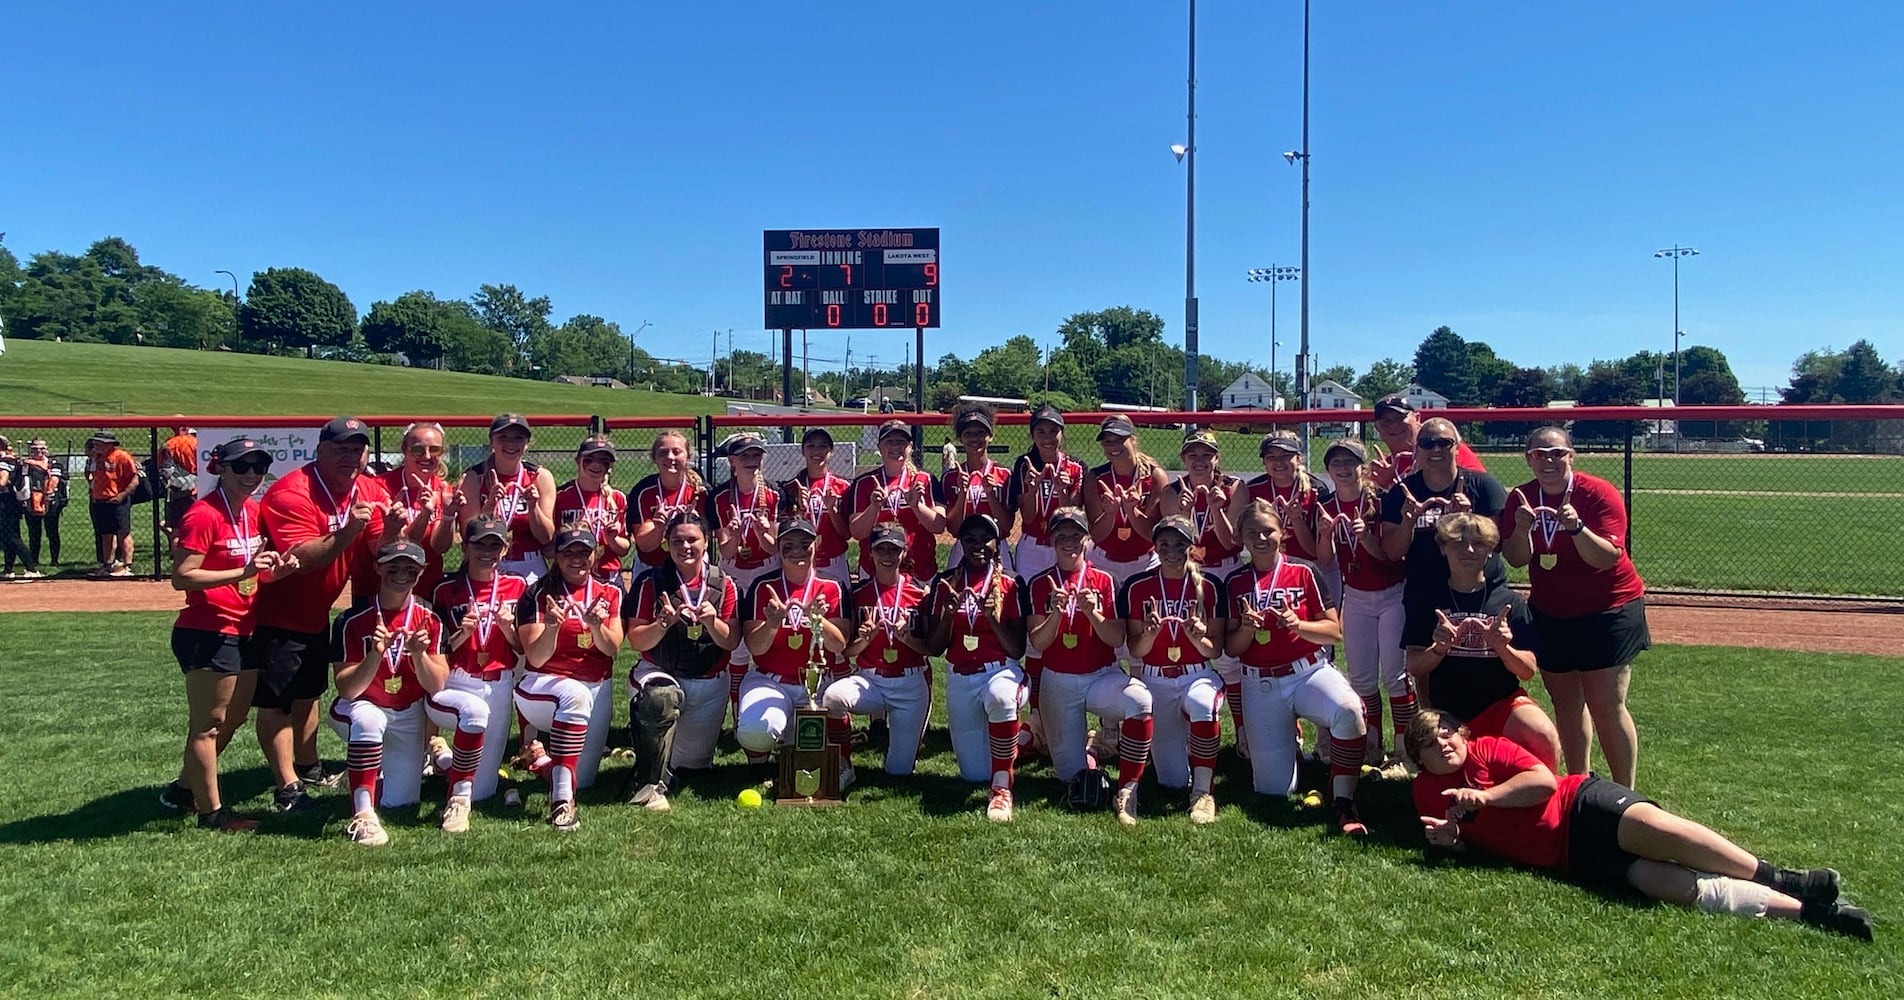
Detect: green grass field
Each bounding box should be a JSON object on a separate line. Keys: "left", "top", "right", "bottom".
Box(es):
{"left": 0, "top": 613, "right": 1896, "bottom": 998}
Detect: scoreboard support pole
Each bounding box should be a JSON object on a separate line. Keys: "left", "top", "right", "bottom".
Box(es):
{"left": 781, "top": 328, "right": 795, "bottom": 413}
{"left": 913, "top": 326, "right": 927, "bottom": 449}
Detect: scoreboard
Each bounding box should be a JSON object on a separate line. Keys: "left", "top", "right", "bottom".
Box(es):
{"left": 763, "top": 228, "right": 940, "bottom": 330}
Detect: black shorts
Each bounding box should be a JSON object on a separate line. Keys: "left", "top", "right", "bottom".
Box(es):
{"left": 171, "top": 627, "right": 257, "bottom": 675}
{"left": 164, "top": 491, "right": 196, "bottom": 530}
{"left": 90, "top": 499, "right": 132, "bottom": 537}
{"left": 1565, "top": 775, "right": 1656, "bottom": 890}
{"left": 251, "top": 626, "right": 333, "bottom": 712}
{"left": 1531, "top": 598, "right": 1651, "bottom": 674}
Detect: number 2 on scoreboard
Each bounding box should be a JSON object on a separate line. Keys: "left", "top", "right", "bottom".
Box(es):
{"left": 780, "top": 265, "right": 793, "bottom": 288}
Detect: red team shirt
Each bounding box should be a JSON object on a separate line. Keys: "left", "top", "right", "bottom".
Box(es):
{"left": 1500, "top": 472, "right": 1645, "bottom": 619}
{"left": 781, "top": 470, "right": 852, "bottom": 563}
{"left": 173, "top": 491, "right": 263, "bottom": 635}
{"left": 931, "top": 566, "right": 1027, "bottom": 668}
{"left": 1009, "top": 452, "right": 1086, "bottom": 545}
{"left": 1088, "top": 463, "right": 1160, "bottom": 563}
{"left": 628, "top": 473, "right": 707, "bottom": 568}
{"left": 850, "top": 468, "right": 941, "bottom": 578}
{"left": 1175, "top": 476, "right": 1243, "bottom": 565}
{"left": 712, "top": 478, "right": 782, "bottom": 572}
{"left": 331, "top": 596, "right": 443, "bottom": 711}
{"left": 1116, "top": 568, "right": 1225, "bottom": 668}
{"left": 1411, "top": 736, "right": 1584, "bottom": 872}
{"left": 472, "top": 459, "right": 544, "bottom": 560}
{"left": 1242, "top": 476, "right": 1332, "bottom": 563}
{"left": 380, "top": 466, "right": 449, "bottom": 595}
{"left": 431, "top": 571, "right": 528, "bottom": 681}
{"left": 744, "top": 572, "right": 849, "bottom": 683}
{"left": 850, "top": 576, "right": 929, "bottom": 671}
{"left": 1323, "top": 490, "right": 1407, "bottom": 592}
{"left": 515, "top": 578, "right": 623, "bottom": 684}
{"left": 942, "top": 460, "right": 1013, "bottom": 528}
{"left": 256, "top": 464, "right": 390, "bottom": 635}
{"left": 1026, "top": 564, "right": 1118, "bottom": 674}
{"left": 552, "top": 480, "right": 628, "bottom": 576}
{"left": 1225, "top": 559, "right": 1330, "bottom": 668}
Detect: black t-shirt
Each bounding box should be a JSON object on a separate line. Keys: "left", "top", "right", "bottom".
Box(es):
{"left": 1380, "top": 468, "right": 1507, "bottom": 602}
{"left": 1401, "top": 576, "right": 1527, "bottom": 725}
{"left": 0, "top": 455, "right": 22, "bottom": 510}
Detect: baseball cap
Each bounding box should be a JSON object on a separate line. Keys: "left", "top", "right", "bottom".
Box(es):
{"left": 87, "top": 430, "right": 119, "bottom": 447}
{"left": 1373, "top": 395, "right": 1416, "bottom": 418}
{"left": 877, "top": 419, "right": 913, "bottom": 442}
{"left": 319, "top": 416, "right": 371, "bottom": 445}
{"left": 576, "top": 435, "right": 616, "bottom": 459}
{"left": 868, "top": 525, "right": 906, "bottom": 549}
{"left": 376, "top": 539, "right": 428, "bottom": 565}
{"left": 778, "top": 517, "right": 818, "bottom": 540}
{"left": 956, "top": 513, "right": 1000, "bottom": 541}
{"left": 552, "top": 526, "right": 596, "bottom": 551}
{"left": 721, "top": 432, "right": 766, "bottom": 456}
{"left": 1180, "top": 428, "right": 1219, "bottom": 454}
{"left": 954, "top": 409, "right": 994, "bottom": 433}
{"left": 489, "top": 413, "right": 532, "bottom": 436}
{"left": 1030, "top": 403, "right": 1065, "bottom": 429}
{"left": 1260, "top": 435, "right": 1303, "bottom": 457}
{"left": 1047, "top": 507, "right": 1089, "bottom": 534}
{"left": 1153, "top": 514, "right": 1198, "bottom": 543}
{"left": 463, "top": 514, "right": 509, "bottom": 543}
{"left": 1096, "top": 415, "right": 1136, "bottom": 441}
{"left": 212, "top": 437, "right": 270, "bottom": 465}
{"left": 801, "top": 427, "right": 834, "bottom": 446}
{"left": 1323, "top": 439, "right": 1368, "bottom": 465}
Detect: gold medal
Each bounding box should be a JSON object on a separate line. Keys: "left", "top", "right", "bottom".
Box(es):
{"left": 476, "top": 649, "right": 491, "bottom": 668}
{"left": 1062, "top": 633, "right": 1079, "bottom": 649}
{"left": 788, "top": 632, "right": 805, "bottom": 650}
{"left": 962, "top": 634, "right": 980, "bottom": 652}
{"left": 237, "top": 577, "right": 257, "bottom": 597}
{"left": 384, "top": 676, "right": 403, "bottom": 695}
{"left": 736, "top": 544, "right": 751, "bottom": 561}
{"left": 1254, "top": 629, "right": 1274, "bottom": 645}
{"left": 1166, "top": 645, "right": 1182, "bottom": 663}
{"left": 882, "top": 647, "right": 899, "bottom": 664}
{"left": 685, "top": 624, "right": 704, "bottom": 640}
{"left": 1117, "top": 526, "right": 1133, "bottom": 541}
{"left": 576, "top": 630, "right": 592, "bottom": 649}
{"left": 1539, "top": 553, "right": 1558, "bottom": 570}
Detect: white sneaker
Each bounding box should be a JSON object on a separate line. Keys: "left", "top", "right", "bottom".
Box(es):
{"left": 1114, "top": 785, "right": 1139, "bottom": 828}
{"left": 345, "top": 810, "right": 389, "bottom": 846}
{"left": 1189, "top": 792, "right": 1218, "bottom": 826}
{"left": 424, "top": 736, "right": 450, "bottom": 777}
{"left": 18, "top": 571, "right": 42, "bottom": 580}
{"left": 643, "top": 790, "right": 671, "bottom": 813}
{"left": 441, "top": 795, "right": 471, "bottom": 833}
{"left": 549, "top": 800, "right": 579, "bottom": 832}
{"left": 986, "top": 786, "right": 1014, "bottom": 823}
{"left": 626, "top": 782, "right": 671, "bottom": 812}
{"left": 838, "top": 763, "right": 857, "bottom": 793}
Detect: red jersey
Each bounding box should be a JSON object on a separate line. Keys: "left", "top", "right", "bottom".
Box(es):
{"left": 1225, "top": 559, "right": 1330, "bottom": 668}
{"left": 380, "top": 467, "right": 449, "bottom": 595}
{"left": 627, "top": 566, "right": 740, "bottom": 622}
{"left": 1411, "top": 736, "right": 1583, "bottom": 872}
{"left": 1088, "top": 462, "right": 1160, "bottom": 563}
{"left": 1116, "top": 567, "right": 1224, "bottom": 668}
{"left": 850, "top": 467, "right": 941, "bottom": 577}
{"left": 1242, "top": 475, "right": 1333, "bottom": 563}
{"left": 711, "top": 476, "right": 782, "bottom": 571}
{"left": 930, "top": 566, "right": 1026, "bottom": 668}
{"left": 1501, "top": 472, "right": 1645, "bottom": 619}
{"left": 331, "top": 596, "right": 443, "bottom": 711}
{"left": 471, "top": 459, "right": 544, "bottom": 560}
{"left": 431, "top": 570, "right": 527, "bottom": 680}
{"left": 255, "top": 464, "right": 390, "bottom": 635}
{"left": 628, "top": 472, "right": 707, "bottom": 567}
{"left": 173, "top": 490, "right": 263, "bottom": 635}
{"left": 941, "top": 459, "right": 1013, "bottom": 529}
{"left": 744, "top": 571, "right": 850, "bottom": 683}
{"left": 553, "top": 480, "right": 628, "bottom": 576}
{"left": 1174, "top": 474, "right": 1243, "bottom": 564}
{"left": 1026, "top": 563, "right": 1117, "bottom": 674}
{"left": 515, "top": 577, "right": 622, "bottom": 683}
{"left": 1323, "top": 489, "right": 1406, "bottom": 592}
{"left": 1009, "top": 451, "right": 1086, "bottom": 545}
{"left": 780, "top": 470, "right": 852, "bottom": 562}
{"left": 851, "top": 575, "right": 930, "bottom": 671}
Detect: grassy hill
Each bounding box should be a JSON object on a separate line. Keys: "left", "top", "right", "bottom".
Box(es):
{"left": 0, "top": 338, "right": 727, "bottom": 418}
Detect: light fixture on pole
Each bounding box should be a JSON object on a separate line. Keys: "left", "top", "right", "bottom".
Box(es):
{"left": 1246, "top": 266, "right": 1299, "bottom": 409}
{"left": 1653, "top": 245, "right": 1699, "bottom": 452}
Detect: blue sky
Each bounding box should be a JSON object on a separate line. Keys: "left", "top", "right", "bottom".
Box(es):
{"left": 4, "top": 1, "right": 1900, "bottom": 397}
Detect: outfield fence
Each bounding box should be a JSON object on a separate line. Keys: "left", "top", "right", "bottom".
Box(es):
{"left": 9, "top": 405, "right": 1901, "bottom": 603}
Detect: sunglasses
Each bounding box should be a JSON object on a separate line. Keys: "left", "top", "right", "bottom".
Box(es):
{"left": 408, "top": 445, "right": 446, "bottom": 456}
{"left": 227, "top": 459, "right": 272, "bottom": 474}
{"left": 1416, "top": 437, "right": 1457, "bottom": 450}
{"left": 1528, "top": 447, "right": 1572, "bottom": 459}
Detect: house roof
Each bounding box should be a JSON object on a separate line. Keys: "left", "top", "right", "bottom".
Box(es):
{"left": 1221, "top": 372, "right": 1272, "bottom": 395}
{"left": 1309, "top": 379, "right": 1360, "bottom": 398}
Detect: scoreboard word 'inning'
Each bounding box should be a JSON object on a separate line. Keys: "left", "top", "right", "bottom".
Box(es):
{"left": 763, "top": 228, "right": 940, "bottom": 330}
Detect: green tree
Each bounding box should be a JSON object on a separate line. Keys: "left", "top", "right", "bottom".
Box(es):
{"left": 434, "top": 299, "right": 513, "bottom": 374}
{"left": 238, "top": 267, "right": 356, "bottom": 356}
{"left": 1574, "top": 362, "right": 1648, "bottom": 443}
{"left": 1483, "top": 366, "right": 1557, "bottom": 442}
{"left": 1412, "top": 327, "right": 1475, "bottom": 405}
{"left": 532, "top": 314, "right": 628, "bottom": 379}
{"left": 968, "top": 335, "right": 1044, "bottom": 400}
{"left": 1466, "top": 342, "right": 1515, "bottom": 406}
{"left": 10, "top": 251, "right": 140, "bottom": 343}
{"left": 472, "top": 283, "right": 553, "bottom": 370}
{"left": 133, "top": 279, "right": 234, "bottom": 350}
{"left": 1545, "top": 362, "right": 1586, "bottom": 401}
{"left": 929, "top": 381, "right": 966, "bottom": 411}
{"left": 1315, "top": 364, "right": 1357, "bottom": 390}
{"left": 1045, "top": 351, "right": 1100, "bottom": 407}
{"left": 362, "top": 290, "right": 453, "bottom": 366}
{"left": 932, "top": 352, "right": 973, "bottom": 388}
{"left": 1352, "top": 358, "right": 1414, "bottom": 401}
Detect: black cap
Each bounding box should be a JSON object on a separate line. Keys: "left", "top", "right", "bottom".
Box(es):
{"left": 1373, "top": 395, "right": 1416, "bottom": 418}
{"left": 1260, "top": 435, "right": 1303, "bottom": 457}
{"left": 720, "top": 432, "right": 766, "bottom": 456}
{"left": 376, "top": 539, "right": 428, "bottom": 565}
{"left": 1180, "top": 428, "right": 1219, "bottom": 454}
{"left": 1323, "top": 439, "right": 1368, "bottom": 464}
{"left": 577, "top": 435, "right": 616, "bottom": 458}
{"left": 956, "top": 513, "right": 1000, "bottom": 541}
{"left": 954, "top": 409, "right": 994, "bottom": 433}
{"left": 1096, "top": 415, "right": 1135, "bottom": 440}
{"left": 778, "top": 517, "right": 818, "bottom": 540}
{"left": 489, "top": 413, "right": 532, "bottom": 436}
{"left": 1153, "top": 514, "right": 1198, "bottom": 543}
{"left": 877, "top": 419, "right": 913, "bottom": 441}
{"left": 1030, "top": 403, "right": 1065, "bottom": 429}
{"left": 868, "top": 525, "right": 907, "bottom": 549}
{"left": 552, "top": 526, "right": 596, "bottom": 551}
{"left": 87, "top": 429, "right": 119, "bottom": 447}
{"left": 801, "top": 427, "right": 834, "bottom": 446}
{"left": 463, "top": 514, "right": 509, "bottom": 543}
{"left": 212, "top": 437, "right": 270, "bottom": 464}
{"left": 1047, "top": 507, "right": 1089, "bottom": 533}
{"left": 319, "top": 416, "right": 371, "bottom": 445}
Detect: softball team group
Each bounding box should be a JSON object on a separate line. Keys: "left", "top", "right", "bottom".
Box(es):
{"left": 156, "top": 398, "right": 1873, "bottom": 940}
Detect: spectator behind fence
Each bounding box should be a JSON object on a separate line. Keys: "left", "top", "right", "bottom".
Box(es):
{"left": 0, "top": 435, "right": 38, "bottom": 579}
{"left": 86, "top": 430, "right": 140, "bottom": 578}
{"left": 22, "top": 439, "right": 66, "bottom": 571}
{"left": 160, "top": 421, "right": 199, "bottom": 545}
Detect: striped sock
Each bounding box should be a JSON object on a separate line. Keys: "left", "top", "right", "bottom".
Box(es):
{"left": 987, "top": 720, "right": 1018, "bottom": 787}
{"left": 546, "top": 720, "right": 587, "bottom": 804}
{"left": 1362, "top": 693, "right": 1385, "bottom": 754}
{"left": 1117, "top": 716, "right": 1154, "bottom": 789}
{"left": 448, "top": 727, "right": 484, "bottom": 798}
{"left": 1226, "top": 683, "right": 1247, "bottom": 747}
{"left": 1188, "top": 718, "right": 1220, "bottom": 793}
{"left": 1389, "top": 692, "right": 1418, "bottom": 744}
{"left": 827, "top": 715, "right": 854, "bottom": 764}
{"left": 1329, "top": 734, "right": 1363, "bottom": 799}
{"left": 346, "top": 740, "right": 382, "bottom": 814}
{"left": 728, "top": 662, "right": 746, "bottom": 718}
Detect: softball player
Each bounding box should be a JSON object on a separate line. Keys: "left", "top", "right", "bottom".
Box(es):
{"left": 1320, "top": 439, "right": 1415, "bottom": 769}
{"left": 1173, "top": 427, "right": 1249, "bottom": 760}
{"left": 1006, "top": 403, "right": 1084, "bottom": 754}
{"left": 942, "top": 403, "right": 1016, "bottom": 572}
{"left": 622, "top": 510, "right": 741, "bottom": 812}
{"left": 736, "top": 519, "right": 849, "bottom": 776}
{"left": 629, "top": 429, "right": 707, "bottom": 570}
{"left": 552, "top": 435, "right": 631, "bottom": 586}
{"left": 848, "top": 419, "right": 946, "bottom": 582}
{"left": 780, "top": 427, "right": 853, "bottom": 587}
{"left": 1026, "top": 507, "right": 1153, "bottom": 828}
{"left": 457, "top": 413, "right": 557, "bottom": 583}
{"left": 712, "top": 432, "right": 782, "bottom": 740}
{"left": 428, "top": 515, "right": 526, "bottom": 805}
{"left": 828, "top": 526, "right": 934, "bottom": 778}
{"left": 1223, "top": 432, "right": 1335, "bottom": 576}
{"left": 1083, "top": 415, "right": 1167, "bottom": 590}
{"left": 919, "top": 515, "right": 1028, "bottom": 821}
{"left": 513, "top": 527, "right": 625, "bottom": 832}
{"left": 1223, "top": 499, "right": 1368, "bottom": 836}
{"left": 1117, "top": 515, "right": 1226, "bottom": 824}
{"left": 379, "top": 421, "right": 461, "bottom": 598}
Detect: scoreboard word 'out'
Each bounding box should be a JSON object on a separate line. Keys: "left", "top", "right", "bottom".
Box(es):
{"left": 763, "top": 228, "right": 941, "bottom": 330}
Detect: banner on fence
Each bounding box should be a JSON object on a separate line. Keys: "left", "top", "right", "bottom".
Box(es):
{"left": 195, "top": 426, "right": 321, "bottom": 497}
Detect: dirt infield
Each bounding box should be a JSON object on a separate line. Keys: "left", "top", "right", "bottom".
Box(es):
{"left": 6, "top": 580, "right": 1899, "bottom": 655}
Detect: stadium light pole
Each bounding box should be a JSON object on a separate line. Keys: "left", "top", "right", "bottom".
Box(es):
{"left": 627, "top": 319, "right": 651, "bottom": 387}
{"left": 1284, "top": 0, "right": 1313, "bottom": 445}
{"left": 1173, "top": 0, "right": 1200, "bottom": 413}
{"left": 214, "top": 269, "right": 241, "bottom": 348}
{"left": 1653, "top": 246, "right": 1699, "bottom": 452}
{"left": 1246, "top": 266, "right": 1299, "bottom": 408}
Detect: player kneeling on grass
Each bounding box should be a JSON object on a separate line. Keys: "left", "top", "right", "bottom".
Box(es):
{"left": 1223, "top": 499, "right": 1369, "bottom": 836}
{"left": 1119, "top": 515, "right": 1227, "bottom": 825}
{"left": 427, "top": 515, "right": 527, "bottom": 809}
{"left": 736, "top": 519, "right": 851, "bottom": 787}
{"left": 1026, "top": 507, "right": 1154, "bottom": 828}
{"left": 920, "top": 515, "right": 1029, "bottom": 821}
{"left": 829, "top": 526, "right": 935, "bottom": 781}
{"left": 1404, "top": 512, "right": 1561, "bottom": 770}
{"left": 327, "top": 540, "right": 453, "bottom": 845}
{"left": 1408, "top": 710, "right": 1874, "bottom": 940}
{"left": 622, "top": 510, "right": 741, "bottom": 812}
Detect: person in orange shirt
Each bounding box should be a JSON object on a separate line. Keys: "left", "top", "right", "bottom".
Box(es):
{"left": 87, "top": 431, "right": 140, "bottom": 577}
{"left": 161, "top": 422, "right": 199, "bottom": 544}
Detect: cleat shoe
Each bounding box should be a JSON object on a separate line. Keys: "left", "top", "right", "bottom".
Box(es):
{"left": 838, "top": 763, "right": 857, "bottom": 793}
{"left": 1189, "top": 792, "right": 1218, "bottom": 826}
{"left": 196, "top": 807, "right": 259, "bottom": 832}
{"left": 1333, "top": 797, "right": 1368, "bottom": 837}
{"left": 986, "top": 786, "right": 1014, "bottom": 823}
{"left": 344, "top": 810, "right": 389, "bottom": 846}
{"left": 158, "top": 779, "right": 195, "bottom": 813}
{"left": 549, "top": 800, "right": 580, "bottom": 832}
{"left": 1114, "top": 785, "right": 1140, "bottom": 828}
{"left": 108, "top": 564, "right": 134, "bottom": 578}
{"left": 274, "top": 782, "right": 319, "bottom": 813}
{"left": 1380, "top": 752, "right": 1415, "bottom": 780}
{"left": 625, "top": 782, "right": 671, "bottom": 812}
{"left": 1817, "top": 903, "right": 1875, "bottom": 942}
{"left": 424, "top": 736, "right": 450, "bottom": 777}
{"left": 297, "top": 762, "right": 341, "bottom": 789}
{"left": 1775, "top": 867, "right": 1841, "bottom": 907}
{"left": 440, "top": 795, "right": 472, "bottom": 834}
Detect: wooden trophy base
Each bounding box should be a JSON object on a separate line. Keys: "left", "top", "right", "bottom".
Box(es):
{"left": 776, "top": 706, "right": 843, "bottom": 806}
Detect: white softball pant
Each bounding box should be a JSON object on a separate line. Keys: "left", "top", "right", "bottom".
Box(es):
{"left": 824, "top": 668, "right": 931, "bottom": 775}
{"left": 325, "top": 697, "right": 429, "bottom": 807}
{"left": 736, "top": 671, "right": 825, "bottom": 754}
{"left": 1341, "top": 582, "right": 1407, "bottom": 699}
{"left": 1040, "top": 667, "right": 1153, "bottom": 784}
{"left": 512, "top": 671, "right": 613, "bottom": 788}
{"left": 1239, "top": 655, "right": 1365, "bottom": 796}
{"left": 1088, "top": 548, "right": 1160, "bottom": 590}
{"left": 1133, "top": 665, "right": 1224, "bottom": 789}
{"left": 943, "top": 660, "right": 1027, "bottom": 783}
{"left": 444, "top": 667, "right": 514, "bottom": 801}
{"left": 629, "top": 666, "right": 729, "bottom": 771}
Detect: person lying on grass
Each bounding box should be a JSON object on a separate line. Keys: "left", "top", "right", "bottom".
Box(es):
{"left": 1407, "top": 709, "right": 1873, "bottom": 940}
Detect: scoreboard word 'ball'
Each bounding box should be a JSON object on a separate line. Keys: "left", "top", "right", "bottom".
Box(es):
{"left": 763, "top": 228, "right": 940, "bottom": 330}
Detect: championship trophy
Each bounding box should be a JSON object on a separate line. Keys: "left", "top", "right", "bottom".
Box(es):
{"left": 777, "top": 605, "right": 842, "bottom": 805}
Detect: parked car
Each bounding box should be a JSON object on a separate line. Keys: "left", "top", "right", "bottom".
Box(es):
{"left": 844, "top": 397, "right": 872, "bottom": 409}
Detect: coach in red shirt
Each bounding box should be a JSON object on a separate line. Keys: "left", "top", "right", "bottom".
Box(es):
{"left": 251, "top": 415, "right": 393, "bottom": 812}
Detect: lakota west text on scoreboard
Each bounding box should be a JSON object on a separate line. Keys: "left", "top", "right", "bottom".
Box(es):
{"left": 763, "top": 228, "right": 941, "bottom": 331}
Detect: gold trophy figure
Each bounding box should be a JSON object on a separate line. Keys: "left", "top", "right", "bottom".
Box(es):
{"left": 778, "top": 600, "right": 843, "bottom": 806}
